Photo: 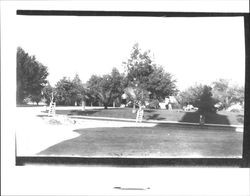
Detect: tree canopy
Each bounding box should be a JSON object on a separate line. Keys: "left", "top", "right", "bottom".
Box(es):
{"left": 87, "top": 68, "right": 124, "bottom": 109}
{"left": 54, "top": 75, "right": 86, "bottom": 106}
{"left": 197, "top": 85, "right": 216, "bottom": 113}
{"left": 178, "top": 84, "right": 216, "bottom": 113}
{"left": 18, "top": 45, "right": 244, "bottom": 112}
{"left": 16, "top": 47, "right": 49, "bottom": 104}
{"left": 123, "top": 43, "right": 177, "bottom": 103}
{"left": 147, "top": 65, "right": 177, "bottom": 100}
{"left": 212, "top": 79, "right": 244, "bottom": 109}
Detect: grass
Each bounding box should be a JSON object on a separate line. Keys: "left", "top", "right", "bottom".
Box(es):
{"left": 54, "top": 108, "right": 244, "bottom": 125}
{"left": 38, "top": 125, "right": 243, "bottom": 158}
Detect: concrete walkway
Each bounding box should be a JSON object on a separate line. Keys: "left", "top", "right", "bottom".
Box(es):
{"left": 41, "top": 106, "right": 243, "bottom": 130}
{"left": 67, "top": 114, "right": 244, "bottom": 132}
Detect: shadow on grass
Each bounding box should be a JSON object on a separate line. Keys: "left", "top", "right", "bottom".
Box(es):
{"left": 179, "top": 111, "right": 231, "bottom": 125}
{"left": 145, "top": 114, "right": 166, "bottom": 120}
{"left": 56, "top": 110, "right": 99, "bottom": 116}
{"left": 144, "top": 109, "right": 157, "bottom": 113}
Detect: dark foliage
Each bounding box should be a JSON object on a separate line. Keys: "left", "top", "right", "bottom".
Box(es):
{"left": 16, "top": 47, "right": 48, "bottom": 104}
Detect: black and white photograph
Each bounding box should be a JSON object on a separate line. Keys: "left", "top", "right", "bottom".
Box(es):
{"left": 15, "top": 12, "right": 246, "bottom": 160}
{"left": 1, "top": 1, "right": 250, "bottom": 195}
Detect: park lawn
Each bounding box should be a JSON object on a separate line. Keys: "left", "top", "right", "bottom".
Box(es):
{"left": 38, "top": 125, "right": 243, "bottom": 158}
{"left": 54, "top": 108, "right": 244, "bottom": 125}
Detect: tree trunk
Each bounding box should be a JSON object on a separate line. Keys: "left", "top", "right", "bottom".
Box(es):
{"left": 104, "top": 104, "right": 108, "bottom": 109}
{"left": 82, "top": 100, "right": 85, "bottom": 111}
{"left": 132, "top": 102, "right": 136, "bottom": 113}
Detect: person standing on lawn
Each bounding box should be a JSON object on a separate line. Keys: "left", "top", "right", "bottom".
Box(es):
{"left": 199, "top": 114, "right": 205, "bottom": 126}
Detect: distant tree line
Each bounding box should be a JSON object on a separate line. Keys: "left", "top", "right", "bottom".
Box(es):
{"left": 177, "top": 79, "right": 244, "bottom": 113}
{"left": 17, "top": 45, "right": 244, "bottom": 113}
{"left": 17, "top": 44, "right": 178, "bottom": 108}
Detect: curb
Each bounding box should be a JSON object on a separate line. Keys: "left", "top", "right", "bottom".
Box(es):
{"left": 67, "top": 115, "right": 243, "bottom": 130}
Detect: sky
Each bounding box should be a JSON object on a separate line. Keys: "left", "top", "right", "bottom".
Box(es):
{"left": 16, "top": 15, "right": 245, "bottom": 91}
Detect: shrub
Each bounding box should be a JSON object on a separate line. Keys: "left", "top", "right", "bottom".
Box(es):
{"left": 146, "top": 99, "right": 160, "bottom": 109}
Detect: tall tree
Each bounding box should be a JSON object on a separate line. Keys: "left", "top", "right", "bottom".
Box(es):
{"left": 147, "top": 65, "right": 177, "bottom": 100}
{"left": 16, "top": 47, "right": 49, "bottom": 104}
{"left": 85, "top": 75, "right": 100, "bottom": 106}
{"left": 227, "top": 85, "right": 244, "bottom": 105}
{"left": 123, "top": 43, "right": 177, "bottom": 104}
{"left": 54, "top": 75, "right": 87, "bottom": 106}
{"left": 212, "top": 79, "right": 244, "bottom": 109}
{"left": 109, "top": 68, "right": 125, "bottom": 105}
{"left": 178, "top": 84, "right": 204, "bottom": 107}
{"left": 87, "top": 74, "right": 112, "bottom": 109}
{"left": 198, "top": 85, "right": 216, "bottom": 113}
{"left": 178, "top": 84, "right": 216, "bottom": 113}
{"left": 212, "top": 79, "right": 230, "bottom": 109}
{"left": 54, "top": 77, "right": 74, "bottom": 105}
{"left": 124, "top": 43, "right": 155, "bottom": 91}
{"left": 72, "top": 74, "right": 87, "bottom": 105}
{"left": 87, "top": 68, "right": 124, "bottom": 109}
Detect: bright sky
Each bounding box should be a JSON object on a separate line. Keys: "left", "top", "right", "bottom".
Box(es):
{"left": 16, "top": 16, "right": 245, "bottom": 90}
